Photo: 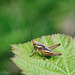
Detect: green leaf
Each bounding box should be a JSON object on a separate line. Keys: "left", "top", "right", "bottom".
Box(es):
{"left": 11, "top": 34, "right": 75, "bottom": 75}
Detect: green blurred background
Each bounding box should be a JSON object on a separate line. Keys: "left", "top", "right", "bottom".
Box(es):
{"left": 0, "top": 0, "right": 75, "bottom": 75}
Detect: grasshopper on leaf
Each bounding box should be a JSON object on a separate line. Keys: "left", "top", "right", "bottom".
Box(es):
{"left": 30, "top": 41, "right": 62, "bottom": 60}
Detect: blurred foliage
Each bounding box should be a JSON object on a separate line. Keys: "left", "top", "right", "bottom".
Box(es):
{"left": 0, "top": 0, "right": 75, "bottom": 75}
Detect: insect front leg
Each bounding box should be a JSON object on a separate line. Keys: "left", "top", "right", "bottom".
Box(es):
{"left": 30, "top": 49, "right": 38, "bottom": 57}
{"left": 31, "top": 49, "right": 34, "bottom": 53}
{"left": 31, "top": 47, "right": 37, "bottom": 53}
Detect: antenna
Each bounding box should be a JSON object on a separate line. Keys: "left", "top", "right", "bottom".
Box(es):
{"left": 29, "top": 19, "right": 33, "bottom": 41}
{"left": 25, "top": 13, "right": 33, "bottom": 41}
{"left": 24, "top": 8, "right": 33, "bottom": 42}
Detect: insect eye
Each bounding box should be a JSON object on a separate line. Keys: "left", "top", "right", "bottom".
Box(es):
{"left": 42, "top": 45, "right": 45, "bottom": 47}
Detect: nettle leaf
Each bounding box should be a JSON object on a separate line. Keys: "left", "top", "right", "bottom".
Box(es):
{"left": 11, "top": 34, "right": 75, "bottom": 75}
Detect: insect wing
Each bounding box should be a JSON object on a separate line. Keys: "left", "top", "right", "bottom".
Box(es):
{"left": 44, "top": 46, "right": 52, "bottom": 52}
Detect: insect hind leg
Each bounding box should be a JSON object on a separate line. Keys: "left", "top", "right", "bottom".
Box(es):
{"left": 30, "top": 49, "right": 38, "bottom": 57}
{"left": 51, "top": 53, "right": 62, "bottom": 56}
{"left": 48, "top": 43, "right": 61, "bottom": 50}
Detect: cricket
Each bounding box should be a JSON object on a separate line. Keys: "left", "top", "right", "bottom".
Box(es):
{"left": 27, "top": 14, "right": 62, "bottom": 60}
{"left": 30, "top": 40, "right": 62, "bottom": 60}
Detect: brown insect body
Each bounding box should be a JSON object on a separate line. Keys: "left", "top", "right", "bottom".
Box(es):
{"left": 30, "top": 41, "right": 62, "bottom": 60}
